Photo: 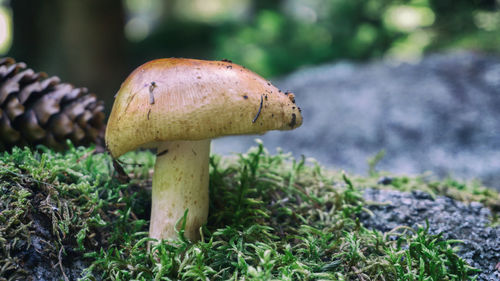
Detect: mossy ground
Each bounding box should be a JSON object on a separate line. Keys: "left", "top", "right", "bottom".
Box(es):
{"left": 0, "top": 141, "right": 498, "bottom": 280}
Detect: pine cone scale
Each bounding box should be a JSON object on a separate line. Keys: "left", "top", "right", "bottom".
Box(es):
{"left": 0, "top": 111, "right": 21, "bottom": 143}
{"left": 16, "top": 110, "right": 45, "bottom": 141}
{"left": 5, "top": 96, "right": 24, "bottom": 120}
{"left": 19, "top": 76, "right": 60, "bottom": 104}
{"left": 0, "top": 58, "right": 105, "bottom": 151}
{"left": 0, "top": 62, "right": 24, "bottom": 81}
{"left": 33, "top": 95, "right": 60, "bottom": 125}
{"left": 49, "top": 113, "right": 74, "bottom": 139}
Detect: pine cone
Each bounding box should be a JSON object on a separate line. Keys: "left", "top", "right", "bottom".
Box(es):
{"left": 0, "top": 58, "right": 105, "bottom": 151}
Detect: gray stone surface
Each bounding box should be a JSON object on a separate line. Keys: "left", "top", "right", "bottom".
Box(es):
{"left": 212, "top": 51, "right": 500, "bottom": 190}
{"left": 359, "top": 188, "right": 500, "bottom": 281}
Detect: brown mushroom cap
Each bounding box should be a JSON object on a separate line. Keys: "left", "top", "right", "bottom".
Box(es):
{"left": 105, "top": 58, "right": 302, "bottom": 158}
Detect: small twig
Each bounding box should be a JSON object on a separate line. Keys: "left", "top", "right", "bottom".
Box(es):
{"left": 157, "top": 149, "right": 168, "bottom": 157}
{"left": 351, "top": 266, "right": 366, "bottom": 281}
{"left": 76, "top": 148, "right": 95, "bottom": 163}
{"left": 58, "top": 247, "right": 69, "bottom": 281}
{"left": 383, "top": 225, "right": 415, "bottom": 241}
{"left": 130, "top": 211, "right": 138, "bottom": 220}
{"left": 112, "top": 159, "right": 130, "bottom": 183}
{"left": 252, "top": 95, "right": 264, "bottom": 123}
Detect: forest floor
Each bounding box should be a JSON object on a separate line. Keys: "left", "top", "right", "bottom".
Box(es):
{"left": 0, "top": 142, "right": 499, "bottom": 280}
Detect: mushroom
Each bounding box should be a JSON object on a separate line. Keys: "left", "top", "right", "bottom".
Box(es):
{"left": 105, "top": 58, "right": 302, "bottom": 241}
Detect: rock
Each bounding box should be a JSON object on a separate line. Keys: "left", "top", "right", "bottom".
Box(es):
{"left": 212, "top": 51, "right": 500, "bottom": 191}
{"left": 360, "top": 188, "right": 500, "bottom": 281}
{"left": 377, "top": 176, "right": 393, "bottom": 185}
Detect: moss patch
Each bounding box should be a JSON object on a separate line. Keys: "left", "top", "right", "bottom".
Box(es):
{"left": 1, "top": 142, "right": 497, "bottom": 280}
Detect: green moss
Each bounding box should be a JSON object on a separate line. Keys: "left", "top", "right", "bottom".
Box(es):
{"left": 359, "top": 153, "right": 500, "bottom": 216}
{"left": 0, "top": 141, "right": 495, "bottom": 280}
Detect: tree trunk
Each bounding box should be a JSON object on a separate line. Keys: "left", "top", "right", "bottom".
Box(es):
{"left": 10, "top": 0, "right": 126, "bottom": 114}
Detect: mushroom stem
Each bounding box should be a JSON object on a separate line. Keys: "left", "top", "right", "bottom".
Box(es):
{"left": 149, "top": 139, "right": 211, "bottom": 241}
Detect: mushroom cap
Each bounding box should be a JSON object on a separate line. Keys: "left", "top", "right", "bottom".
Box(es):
{"left": 105, "top": 58, "right": 302, "bottom": 158}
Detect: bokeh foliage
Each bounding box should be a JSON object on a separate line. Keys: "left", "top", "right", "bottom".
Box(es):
{"left": 128, "top": 0, "right": 500, "bottom": 77}
{"left": 5, "top": 0, "right": 499, "bottom": 106}
{"left": 213, "top": 0, "right": 399, "bottom": 77}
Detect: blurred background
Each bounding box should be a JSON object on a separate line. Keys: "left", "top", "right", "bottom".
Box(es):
{"left": 3, "top": 0, "right": 499, "bottom": 107}
{"left": 2, "top": 0, "right": 500, "bottom": 188}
